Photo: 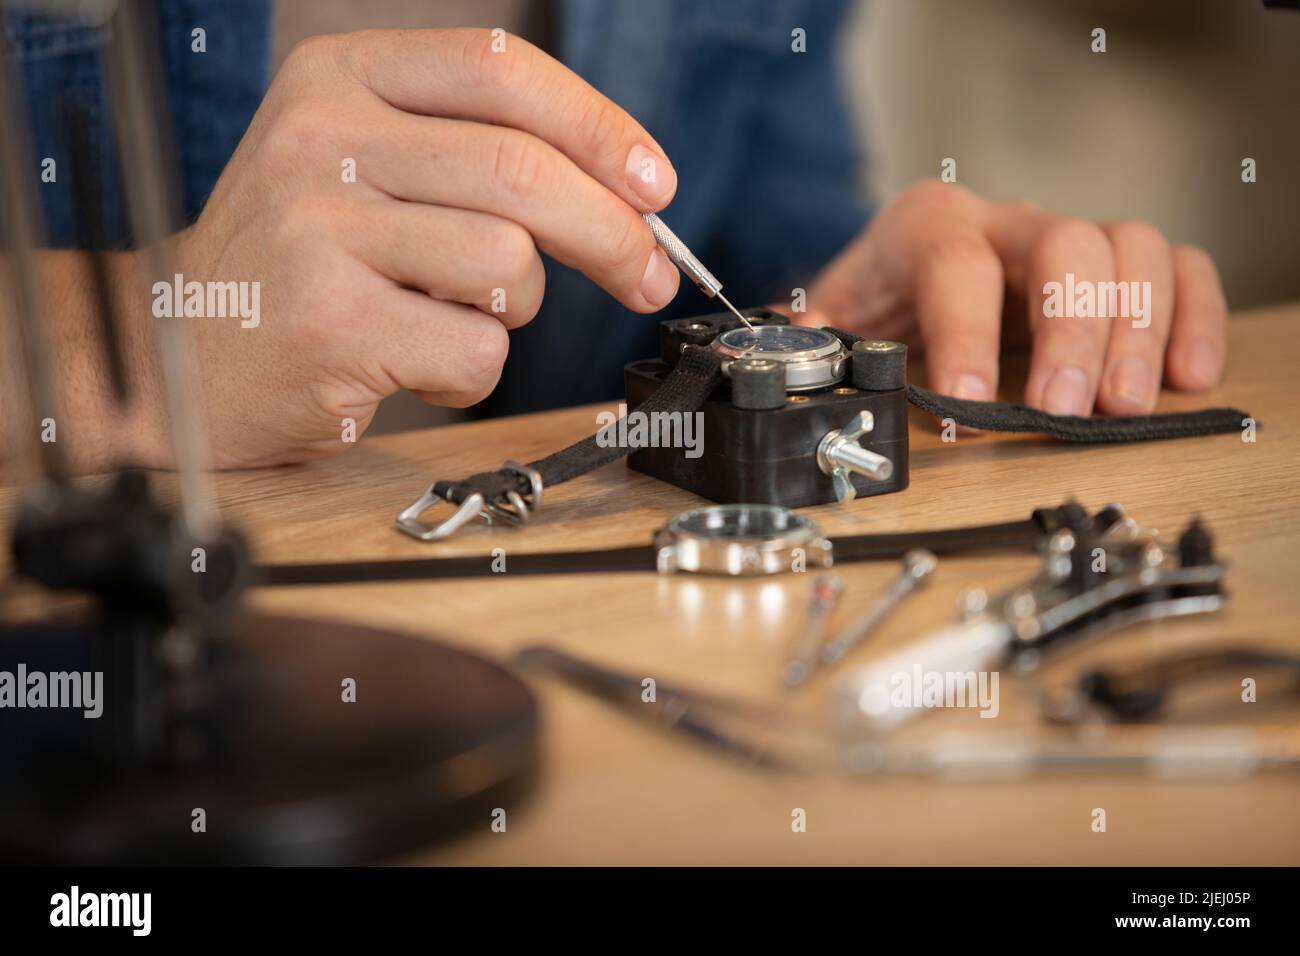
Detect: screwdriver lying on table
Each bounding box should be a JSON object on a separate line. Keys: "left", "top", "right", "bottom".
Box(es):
{"left": 643, "top": 212, "right": 757, "bottom": 332}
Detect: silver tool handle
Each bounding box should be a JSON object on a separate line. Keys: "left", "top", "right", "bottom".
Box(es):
{"left": 835, "top": 616, "right": 1013, "bottom": 733}
{"left": 642, "top": 212, "right": 723, "bottom": 298}
{"left": 821, "top": 550, "right": 935, "bottom": 666}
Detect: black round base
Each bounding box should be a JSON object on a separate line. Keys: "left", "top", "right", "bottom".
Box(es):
{"left": 0, "top": 613, "right": 539, "bottom": 864}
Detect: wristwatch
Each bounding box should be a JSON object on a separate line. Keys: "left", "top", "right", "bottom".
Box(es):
{"left": 260, "top": 501, "right": 1119, "bottom": 586}
{"left": 710, "top": 325, "right": 848, "bottom": 392}
{"left": 653, "top": 504, "right": 833, "bottom": 574}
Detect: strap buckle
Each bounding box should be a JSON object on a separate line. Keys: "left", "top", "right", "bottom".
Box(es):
{"left": 484, "top": 460, "right": 543, "bottom": 526}
{"left": 394, "top": 461, "right": 543, "bottom": 541}
{"left": 395, "top": 486, "right": 491, "bottom": 541}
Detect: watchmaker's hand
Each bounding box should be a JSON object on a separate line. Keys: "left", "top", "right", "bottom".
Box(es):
{"left": 799, "top": 181, "right": 1227, "bottom": 417}
{"left": 151, "top": 29, "right": 679, "bottom": 468}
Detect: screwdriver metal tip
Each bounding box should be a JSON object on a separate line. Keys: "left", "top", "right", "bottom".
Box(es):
{"left": 715, "top": 291, "right": 757, "bottom": 332}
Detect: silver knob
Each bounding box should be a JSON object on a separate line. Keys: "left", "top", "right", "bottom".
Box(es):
{"left": 816, "top": 411, "right": 894, "bottom": 503}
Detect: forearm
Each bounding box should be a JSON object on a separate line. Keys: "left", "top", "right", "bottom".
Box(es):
{"left": 1, "top": 249, "right": 168, "bottom": 478}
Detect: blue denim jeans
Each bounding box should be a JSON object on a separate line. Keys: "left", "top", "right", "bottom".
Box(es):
{"left": 4, "top": 0, "right": 271, "bottom": 246}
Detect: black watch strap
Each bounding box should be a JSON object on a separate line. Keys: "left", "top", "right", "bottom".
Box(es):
{"left": 263, "top": 546, "right": 658, "bottom": 584}
{"left": 397, "top": 324, "right": 1251, "bottom": 541}
{"left": 906, "top": 385, "right": 1247, "bottom": 443}
{"left": 435, "top": 344, "right": 724, "bottom": 511}
{"left": 822, "top": 328, "right": 1249, "bottom": 443}
{"left": 260, "top": 502, "right": 1100, "bottom": 586}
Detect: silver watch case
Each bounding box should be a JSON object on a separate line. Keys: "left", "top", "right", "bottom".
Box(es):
{"left": 654, "top": 504, "right": 834, "bottom": 575}
{"left": 710, "top": 325, "right": 847, "bottom": 392}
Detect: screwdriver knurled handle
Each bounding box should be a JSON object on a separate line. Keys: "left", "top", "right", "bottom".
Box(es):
{"left": 642, "top": 212, "right": 723, "bottom": 297}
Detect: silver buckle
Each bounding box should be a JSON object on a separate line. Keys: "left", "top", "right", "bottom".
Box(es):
{"left": 395, "top": 486, "right": 491, "bottom": 541}
{"left": 485, "top": 460, "right": 542, "bottom": 526}
{"left": 394, "top": 461, "right": 543, "bottom": 541}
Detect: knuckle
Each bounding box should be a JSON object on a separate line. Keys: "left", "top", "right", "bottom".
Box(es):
{"left": 282, "top": 34, "right": 344, "bottom": 74}
{"left": 498, "top": 282, "right": 543, "bottom": 328}
{"left": 514, "top": 272, "right": 545, "bottom": 323}
{"left": 918, "top": 234, "right": 1000, "bottom": 284}
{"left": 603, "top": 214, "right": 651, "bottom": 278}
{"left": 486, "top": 222, "right": 537, "bottom": 285}
{"left": 576, "top": 96, "right": 630, "bottom": 166}
{"left": 296, "top": 258, "right": 363, "bottom": 348}
{"left": 907, "top": 178, "right": 972, "bottom": 212}
{"left": 461, "top": 322, "right": 509, "bottom": 400}
{"left": 275, "top": 196, "right": 338, "bottom": 252}
{"left": 460, "top": 28, "right": 528, "bottom": 90}
{"left": 1106, "top": 219, "right": 1168, "bottom": 254}
{"left": 1034, "top": 218, "right": 1111, "bottom": 264}
{"left": 490, "top": 130, "right": 549, "bottom": 202}
{"left": 261, "top": 105, "right": 336, "bottom": 170}
{"left": 1001, "top": 198, "right": 1040, "bottom": 218}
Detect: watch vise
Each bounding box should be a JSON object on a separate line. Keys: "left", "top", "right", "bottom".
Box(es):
{"left": 623, "top": 308, "right": 910, "bottom": 507}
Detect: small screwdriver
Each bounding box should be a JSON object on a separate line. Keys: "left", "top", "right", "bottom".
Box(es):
{"left": 783, "top": 572, "right": 844, "bottom": 688}
{"left": 642, "top": 212, "right": 756, "bottom": 332}
{"left": 821, "top": 549, "right": 937, "bottom": 668}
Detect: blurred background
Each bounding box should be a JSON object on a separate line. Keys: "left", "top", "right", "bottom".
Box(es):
{"left": 302, "top": 0, "right": 1298, "bottom": 432}
{"left": 846, "top": 0, "right": 1300, "bottom": 309}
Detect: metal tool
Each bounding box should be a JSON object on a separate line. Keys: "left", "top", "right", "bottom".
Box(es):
{"left": 841, "top": 728, "right": 1300, "bottom": 780}
{"left": 821, "top": 549, "right": 936, "bottom": 667}
{"left": 642, "top": 212, "right": 756, "bottom": 331}
{"left": 783, "top": 572, "right": 844, "bottom": 688}
{"left": 516, "top": 649, "right": 1300, "bottom": 781}
{"left": 515, "top": 645, "right": 817, "bottom": 769}
{"left": 837, "top": 509, "right": 1228, "bottom": 734}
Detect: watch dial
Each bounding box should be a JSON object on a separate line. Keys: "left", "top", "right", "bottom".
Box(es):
{"left": 715, "top": 325, "right": 837, "bottom": 355}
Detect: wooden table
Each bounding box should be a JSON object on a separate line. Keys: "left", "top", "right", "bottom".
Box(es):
{"left": 5, "top": 304, "right": 1300, "bottom": 864}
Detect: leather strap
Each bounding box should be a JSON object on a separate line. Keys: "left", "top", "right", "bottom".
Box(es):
{"left": 822, "top": 328, "right": 1251, "bottom": 443}
{"left": 263, "top": 546, "right": 657, "bottom": 585}
{"left": 434, "top": 345, "right": 724, "bottom": 507}
{"left": 832, "top": 517, "right": 1038, "bottom": 563}
{"left": 905, "top": 384, "right": 1247, "bottom": 443}
{"left": 426, "top": 327, "right": 1250, "bottom": 522}
{"left": 260, "top": 503, "right": 1098, "bottom": 586}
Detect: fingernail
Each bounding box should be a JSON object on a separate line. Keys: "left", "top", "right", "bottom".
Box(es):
{"left": 947, "top": 374, "right": 993, "bottom": 435}
{"left": 1042, "top": 366, "right": 1092, "bottom": 416}
{"left": 1185, "top": 341, "right": 1221, "bottom": 388}
{"left": 1107, "top": 355, "right": 1155, "bottom": 411}
{"left": 950, "top": 373, "right": 993, "bottom": 402}
{"left": 626, "top": 144, "right": 677, "bottom": 208}
{"left": 640, "top": 247, "right": 678, "bottom": 308}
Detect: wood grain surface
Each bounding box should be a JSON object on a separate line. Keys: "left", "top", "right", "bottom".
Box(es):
{"left": 3, "top": 304, "right": 1298, "bottom": 865}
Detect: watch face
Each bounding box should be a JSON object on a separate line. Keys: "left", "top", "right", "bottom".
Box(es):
{"left": 711, "top": 325, "right": 847, "bottom": 391}
{"left": 713, "top": 325, "right": 839, "bottom": 358}
{"left": 667, "top": 504, "right": 818, "bottom": 541}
